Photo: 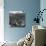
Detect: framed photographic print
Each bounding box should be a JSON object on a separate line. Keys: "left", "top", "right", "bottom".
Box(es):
{"left": 9, "top": 11, "right": 25, "bottom": 27}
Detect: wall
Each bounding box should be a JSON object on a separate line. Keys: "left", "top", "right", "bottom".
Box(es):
{"left": 40, "top": 0, "right": 46, "bottom": 27}
{"left": 4, "top": 0, "right": 40, "bottom": 42}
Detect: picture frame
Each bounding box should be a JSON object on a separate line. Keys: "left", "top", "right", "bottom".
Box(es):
{"left": 9, "top": 11, "right": 26, "bottom": 27}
